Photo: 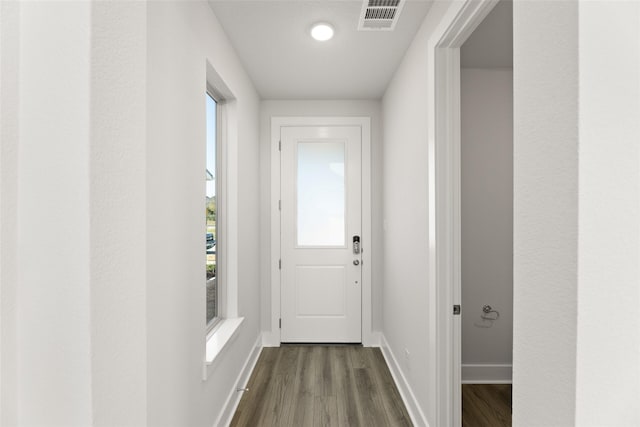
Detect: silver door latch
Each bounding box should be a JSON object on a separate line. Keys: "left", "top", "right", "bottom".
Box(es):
{"left": 353, "top": 235, "right": 360, "bottom": 254}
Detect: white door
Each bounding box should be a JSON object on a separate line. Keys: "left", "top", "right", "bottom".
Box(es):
{"left": 280, "top": 125, "right": 362, "bottom": 343}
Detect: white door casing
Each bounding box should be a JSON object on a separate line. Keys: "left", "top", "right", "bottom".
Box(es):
{"left": 280, "top": 126, "right": 362, "bottom": 342}
{"left": 432, "top": 1, "right": 499, "bottom": 426}
{"left": 268, "top": 116, "right": 372, "bottom": 348}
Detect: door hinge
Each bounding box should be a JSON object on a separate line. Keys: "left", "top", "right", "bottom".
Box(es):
{"left": 278, "top": 140, "right": 281, "bottom": 151}
{"left": 278, "top": 259, "right": 281, "bottom": 270}
{"left": 453, "top": 305, "right": 461, "bottom": 315}
{"left": 278, "top": 200, "right": 281, "bottom": 211}
{"left": 279, "top": 318, "right": 281, "bottom": 329}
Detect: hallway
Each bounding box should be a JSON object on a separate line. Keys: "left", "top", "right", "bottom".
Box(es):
{"left": 2, "top": 1, "right": 639, "bottom": 426}
{"left": 230, "top": 345, "right": 412, "bottom": 426}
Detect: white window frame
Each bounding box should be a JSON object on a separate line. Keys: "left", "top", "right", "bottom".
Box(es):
{"left": 203, "top": 63, "right": 243, "bottom": 379}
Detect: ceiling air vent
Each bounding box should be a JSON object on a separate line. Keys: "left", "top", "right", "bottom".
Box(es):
{"left": 358, "top": 0, "right": 405, "bottom": 31}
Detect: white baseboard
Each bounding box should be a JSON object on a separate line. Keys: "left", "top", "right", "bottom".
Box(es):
{"left": 214, "top": 335, "right": 263, "bottom": 427}
{"left": 461, "top": 364, "right": 512, "bottom": 384}
{"left": 380, "top": 334, "right": 430, "bottom": 427}
{"left": 261, "top": 330, "right": 280, "bottom": 347}
{"left": 364, "top": 330, "right": 382, "bottom": 347}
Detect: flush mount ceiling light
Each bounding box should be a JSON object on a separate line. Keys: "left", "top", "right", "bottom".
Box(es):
{"left": 310, "top": 23, "right": 334, "bottom": 41}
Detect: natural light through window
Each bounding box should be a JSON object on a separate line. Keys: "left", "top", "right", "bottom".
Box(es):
{"left": 206, "top": 93, "right": 219, "bottom": 328}
{"left": 296, "top": 141, "right": 346, "bottom": 246}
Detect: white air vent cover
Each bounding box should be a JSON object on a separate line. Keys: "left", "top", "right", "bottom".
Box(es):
{"left": 358, "top": 0, "right": 405, "bottom": 31}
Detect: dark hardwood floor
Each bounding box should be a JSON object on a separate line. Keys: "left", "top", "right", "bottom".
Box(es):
{"left": 462, "top": 384, "right": 512, "bottom": 427}
{"left": 230, "top": 345, "right": 413, "bottom": 427}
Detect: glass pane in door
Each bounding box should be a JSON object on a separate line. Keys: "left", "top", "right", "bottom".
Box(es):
{"left": 297, "top": 141, "right": 346, "bottom": 247}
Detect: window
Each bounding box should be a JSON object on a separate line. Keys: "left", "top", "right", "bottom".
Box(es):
{"left": 204, "top": 65, "right": 245, "bottom": 372}
{"left": 206, "top": 92, "right": 219, "bottom": 329}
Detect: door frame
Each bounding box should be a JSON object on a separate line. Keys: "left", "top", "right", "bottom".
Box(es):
{"left": 268, "top": 116, "right": 373, "bottom": 346}
{"left": 431, "top": 0, "right": 499, "bottom": 426}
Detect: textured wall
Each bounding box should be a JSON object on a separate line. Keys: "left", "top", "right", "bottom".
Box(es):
{"left": 16, "top": 3, "right": 94, "bottom": 424}
{"left": 575, "top": 2, "right": 640, "bottom": 424}
{"left": 513, "top": 2, "right": 640, "bottom": 424}
{"left": 513, "top": 1, "right": 579, "bottom": 425}
{"left": 89, "top": 3, "right": 148, "bottom": 425}
{"left": 0, "top": 2, "right": 20, "bottom": 425}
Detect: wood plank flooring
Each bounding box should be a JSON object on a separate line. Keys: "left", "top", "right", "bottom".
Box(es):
{"left": 462, "top": 384, "right": 512, "bottom": 427}
{"left": 230, "top": 345, "right": 413, "bottom": 427}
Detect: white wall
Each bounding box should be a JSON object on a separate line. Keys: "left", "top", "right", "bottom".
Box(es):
{"left": 1, "top": 4, "right": 150, "bottom": 424}
{"left": 259, "top": 100, "right": 383, "bottom": 342}
{"left": 0, "top": 2, "right": 261, "bottom": 426}
{"left": 575, "top": 2, "right": 640, "bottom": 425}
{"left": 90, "top": 3, "right": 148, "bottom": 424}
{"left": 514, "top": 1, "right": 640, "bottom": 425}
{"left": 0, "top": 1, "right": 20, "bottom": 424}
{"left": 15, "top": 3, "right": 94, "bottom": 424}
{"left": 460, "top": 68, "right": 513, "bottom": 377}
{"left": 513, "top": 2, "right": 579, "bottom": 425}
{"left": 381, "top": 2, "right": 453, "bottom": 423}
{"left": 147, "top": 2, "right": 261, "bottom": 426}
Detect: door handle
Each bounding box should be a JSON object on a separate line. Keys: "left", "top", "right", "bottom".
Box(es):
{"left": 353, "top": 235, "right": 360, "bottom": 254}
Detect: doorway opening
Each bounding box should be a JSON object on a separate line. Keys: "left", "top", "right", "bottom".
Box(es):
{"left": 459, "top": 1, "right": 513, "bottom": 425}
{"left": 269, "top": 117, "right": 375, "bottom": 347}
{"left": 433, "top": 0, "right": 514, "bottom": 425}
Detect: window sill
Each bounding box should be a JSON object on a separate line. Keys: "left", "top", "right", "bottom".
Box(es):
{"left": 203, "top": 317, "right": 244, "bottom": 380}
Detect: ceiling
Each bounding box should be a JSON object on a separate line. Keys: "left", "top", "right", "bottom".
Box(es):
{"left": 460, "top": 0, "right": 513, "bottom": 68}
{"left": 208, "top": 0, "right": 434, "bottom": 100}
